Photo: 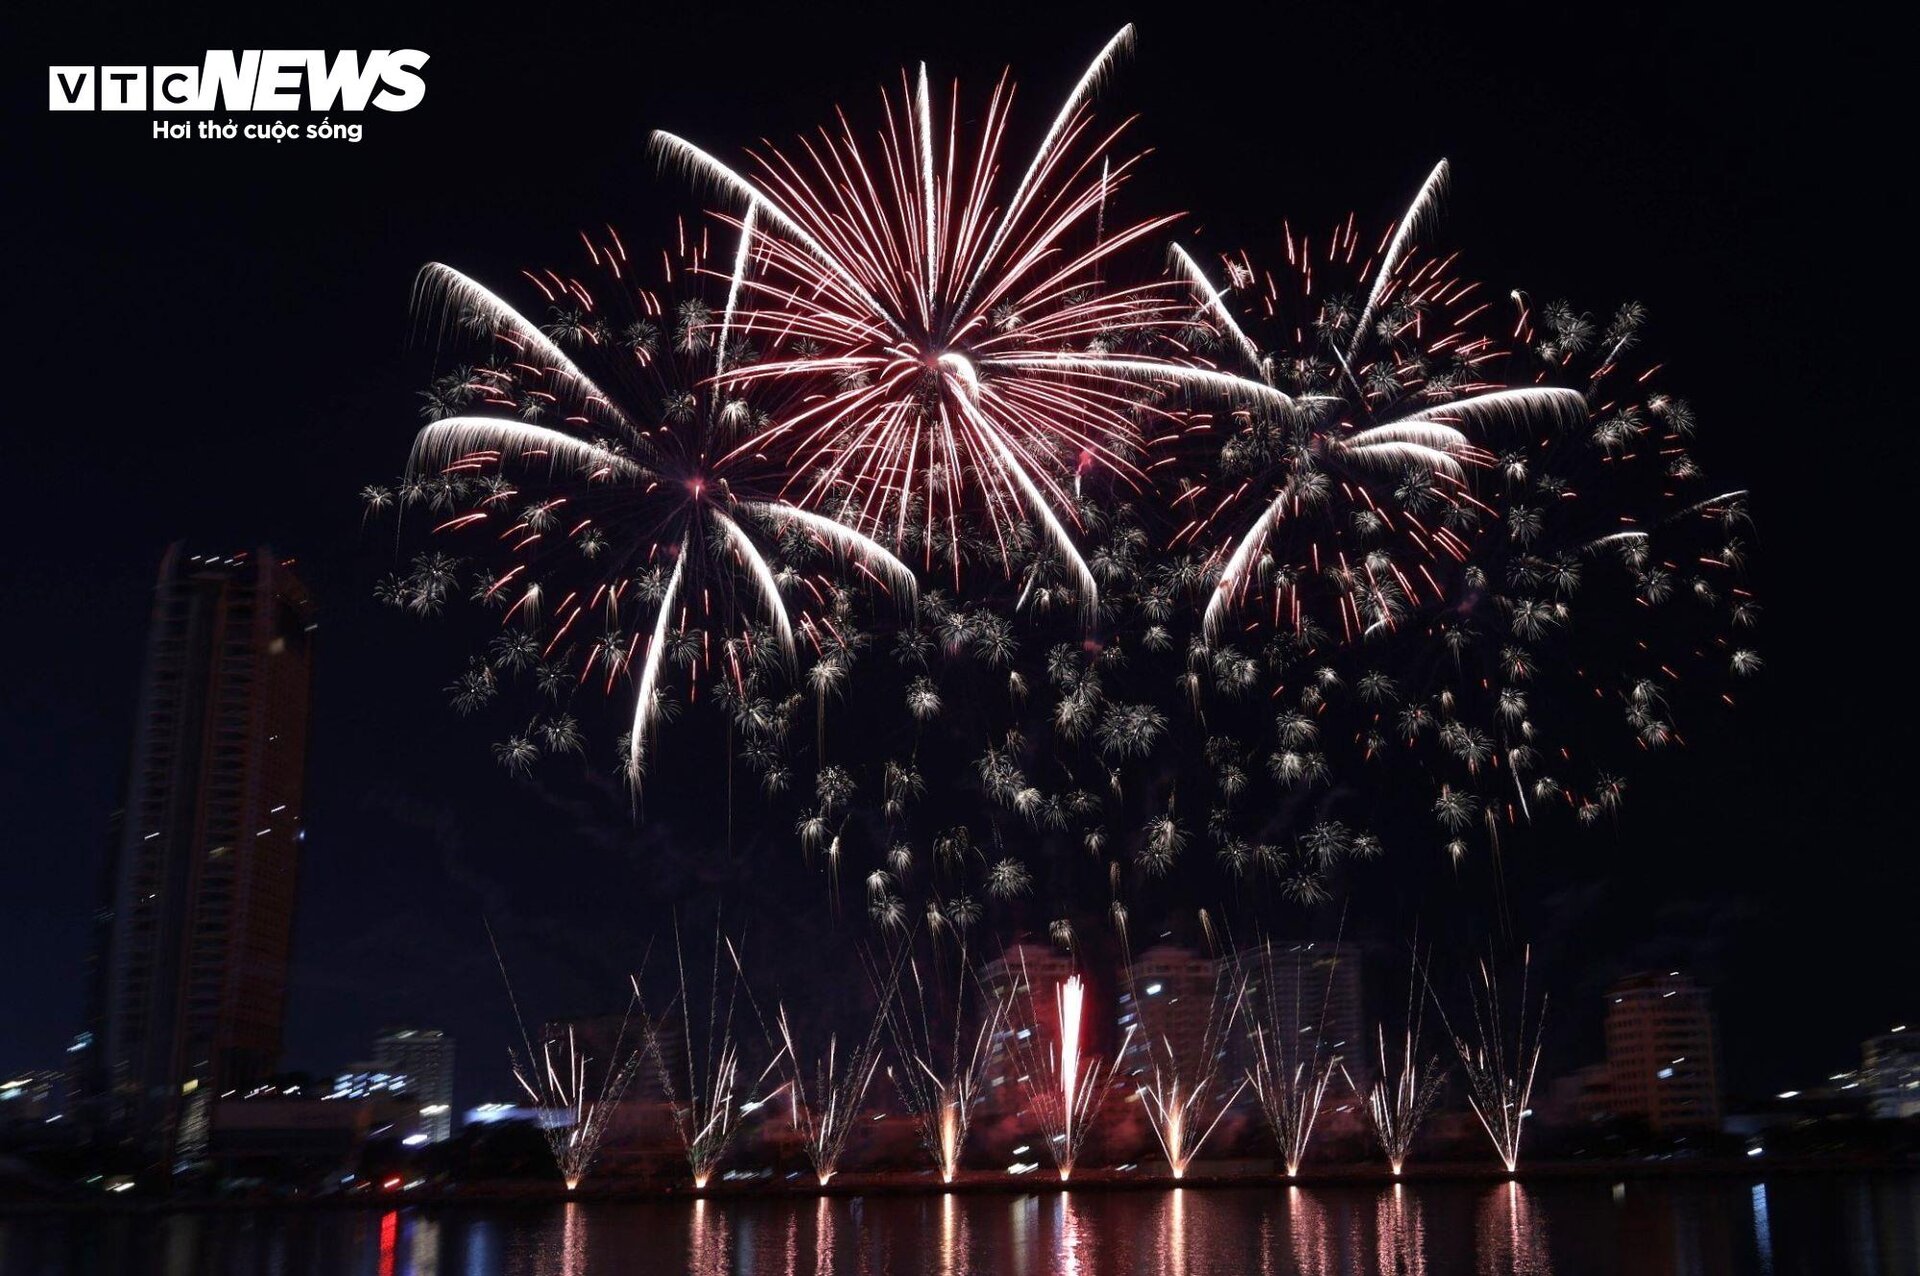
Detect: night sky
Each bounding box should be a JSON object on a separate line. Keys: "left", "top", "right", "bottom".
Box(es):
{"left": 6, "top": 3, "right": 1907, "bottom": 1109}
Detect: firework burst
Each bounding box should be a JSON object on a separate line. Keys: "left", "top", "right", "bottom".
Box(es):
{"left": 653, "top": 27, "right": 1286, "bottom": 613}
{"left": 376, "top": 231, "right": 917, "bottom": 786}
{"left": 1166, "top": 162, "right": 1757, "bottom": 862}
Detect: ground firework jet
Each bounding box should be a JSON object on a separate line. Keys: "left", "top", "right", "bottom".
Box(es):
{"left": 1002, "top": 959, "right": 1130, "bottom": 1182}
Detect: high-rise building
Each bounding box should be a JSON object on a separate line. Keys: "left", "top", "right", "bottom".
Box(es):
{"left": 1603, "top": 971, "right": 1722, "bottom": 1133}
{"left": 1861, "top": 1026, "right": 1919, "bottom": 1120}
{"left": 1120, "top": 944, "right": 1225, "bottom": 1086}
{"left": 372, "top": 1027, "right": 457, "bottom": 1142}
{"left": 1238, "top": 940, "right": 1365, "bottom": 1080}
{"left": 81, "top": 546, "right": 315, "bottom": 1165}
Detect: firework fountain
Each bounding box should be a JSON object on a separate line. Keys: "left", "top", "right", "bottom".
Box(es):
{"left": 634, "top": 922, "right": 777, "bottom": 1190}
{"left": 1440, "top": 948, "right": 1547, "bottom": 1174}
{"left": 1125, "top": 939, "right": 1250, "bottom": 1179}
{"left": 879, "top": 939, "right": 1010, "bottom": 1183}
{"left": 1004, "top": 957, "right": 1132, "bottom": 1182}
{"left": 491, "top": 929, "right": 646, "bottom": 1191}
{"left": 515, "top": 1022, "right": 648, "bottom": 1192}
{"left": 1245, "top": 938, "right": 1347, "bottom": 1178}
{"left": 773, "top": 994, "right": 892, "bottom": 1186}
{"left": 1354, "top": 952, "right": 1447, "bottom": 1175}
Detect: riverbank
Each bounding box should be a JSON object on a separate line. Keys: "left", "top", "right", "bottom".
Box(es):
{"left": 5, "top": 1153, "right": 1911, "bottom": 1214}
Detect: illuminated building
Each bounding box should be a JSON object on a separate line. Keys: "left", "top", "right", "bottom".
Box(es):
{"left": 81, "top": 545, "right": 315, "bottom": 1167}
{"left": 0, "top": 1071, "right": 67, "bottom": 1128}
{"left": 1237, "top": 940, "right": 1365, "bottom": 1082}
{"left": 372, "top": 1027, "right": 456, "bottom": 1142}
{"left": 1120, "top": 944, "right": 1222, "bottom": 1085}
{"left": 1862, "top": 1026, "right": 1920, "bottom": 1120}
{"left": 1603, "top": 971, "right": 1723, "bottom": 1133}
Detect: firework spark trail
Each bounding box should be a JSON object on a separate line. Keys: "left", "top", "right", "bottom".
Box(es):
{"left": 1129, "top": 959, "right": 1250, "bottom": 1179}
{"left": 1058, "top": 975, "right": 1085, "bottom": 1147}
{"left": 633, "top": 918, "right": 780, "bottom": 1189}
{"left": 1347, "top": 159, "right": 1450, "bottom": 372}
{"left": 489, "top": 925, "right": 647, "bottom": 1191}
{"left": 1245, "top": 938, "right": 1348, "bottom": 1178}
{"left": 877, "top": 937, "right": 1011, "bottom": 1183}
{"left": 1435, "top": 947, "right": 1547, "bottom": 1174}
{"left": 773, "top": 989, "right": 894, "bottom": 1186}
{"left": 651, "top": 27, "right": 1291, "bottom": 616}
{"left": 1004, "top": 956, "right": 1132, "bottom": 1182}
{"left": 1352, "top": 948, "right": 1447, "bottom": 1175}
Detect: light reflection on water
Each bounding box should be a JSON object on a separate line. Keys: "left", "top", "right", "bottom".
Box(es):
{"left": 1376, "top": 1181, "right": 1426, "bottom": 1275}
{"left": 2, "top": 1175, "right": 1914, "bottom": 1275}
{"left": 1476, "top": 1181, "right": 1551, "bottom": 1276}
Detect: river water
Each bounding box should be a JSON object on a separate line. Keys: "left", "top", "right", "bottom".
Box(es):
{"left": 2, "top": 1175, "right": 1914, "bottom": 1274}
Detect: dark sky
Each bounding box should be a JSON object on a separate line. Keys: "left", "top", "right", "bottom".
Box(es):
{"left": 5, "top": 3, "right": 1908, "bottom": 1108}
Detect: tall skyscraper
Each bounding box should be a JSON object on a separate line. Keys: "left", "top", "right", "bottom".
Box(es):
{"left": 1120, "top": 944, "right": 1225, "bottom": 1087}
{"left": 1603, "top": 971, "right": 1723, "bottom": 1133}
{"left": 1239, "top": 940, "right": 1366, "bottom": 1078}
{"left": 82, "top": 546, "right": 315, "bottom": 1165}
{"left": 373, "top": 1027, "right": 457, "bottom": 1142}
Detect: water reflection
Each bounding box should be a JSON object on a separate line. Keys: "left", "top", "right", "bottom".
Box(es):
{"left": 688, "top": 1196, "right": 727, "bottom": 1276}
{"left": 1052, "top": 1191, "right": 1092, "bottom": 1276}
{"left": 1376, "top": 1182, "right": 1427, "bottom": 1275}
{"left": 1007, "top": 1195, "right": 1036, "bottom": 1276}
{"left": 1477, "top": 1181, "right": 1551, "bottom": 1276}
{"left": 813, "top": 1195, "right": 833, "bottom": 1276}
{"left": 5, "top": 1176, "right": 1919, "bottom": 1275}
{"left": 1160, "top": 1186, "right": 1188, "bottom": 1276}
{"left": 464, "top": 1219, "right": 498, "bottom": 1276}
{"left": 1751, "top": 1183, "right": 1774, "bottom": 1276}
{"left": 162, "top": 1212, "right": 201, "bottom": 1276}
{"left": 937, "top": 1192, "right": 967, "bottom": 1276}
{"left": 1288, "top": 1184, "right": 1337, "bottom": 1276}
